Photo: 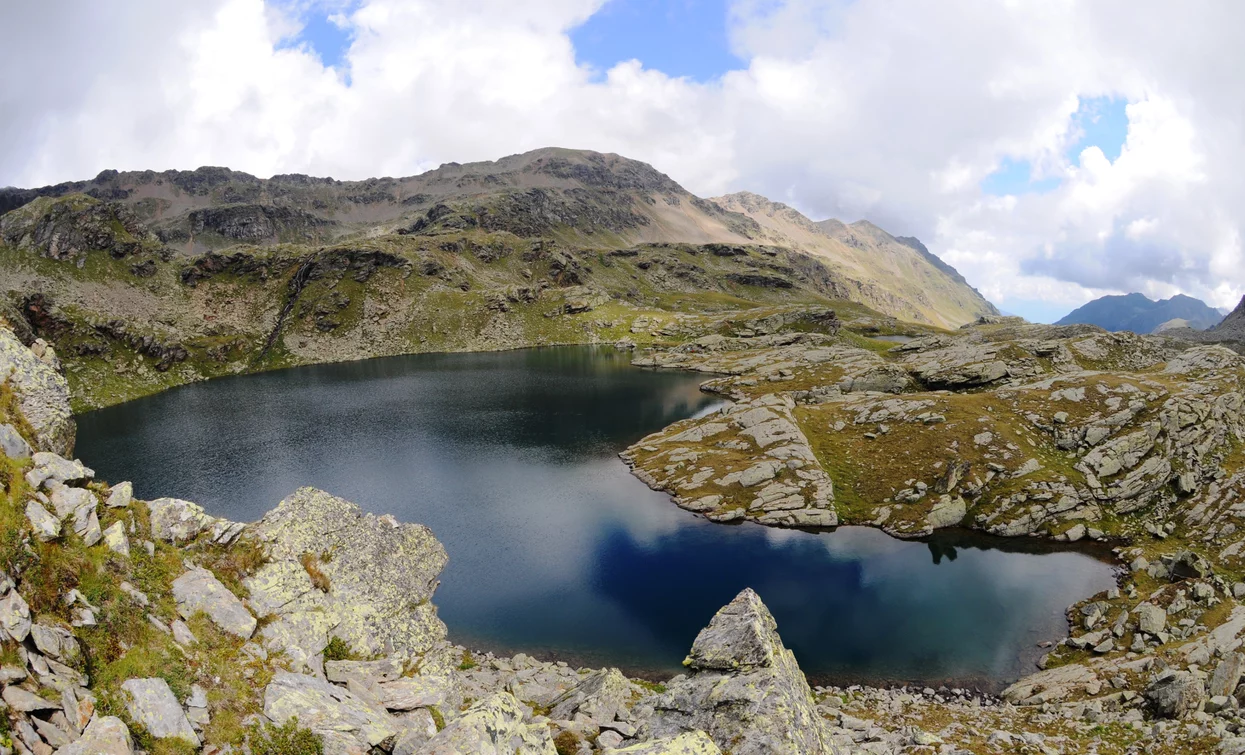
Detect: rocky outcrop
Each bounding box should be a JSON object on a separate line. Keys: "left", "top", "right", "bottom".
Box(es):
{"left": 413, "top": 690, "right": 556, "bottom": 754}
{"left": 639, "top": 589, "right": 833, "bottom": 755}
{"left": 0, "top": 327, "right": 73, "bottom": 455}
{"left": 245, "top": 487, "right": 449, "bottom": 668}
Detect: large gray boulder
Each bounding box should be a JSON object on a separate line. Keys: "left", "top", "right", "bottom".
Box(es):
{"left": 0, "top": 423, "right": 31, "bottom": 459}
{"left": 245, "top": 488, "right": 448, "bottom": 665}
{"left": 640, "top": 589, "right": 834, "bottom": 755}
{"left": 0, "top": 327, "right": 74, "bottom": 455}
{"left": 120, "top": 677, "right": 200, "bottom": 745}
{"left": 1146, "top": 670, "right": 1206, "bottom": 719}
{"left": 412, "top": 690, "right": 555, "bottom": 754}
{"left": 264, "top": 670, "right": 397, "bottom": 751}
{"left": 57, "top": 715, "right": 133, "bottom": 755}
{"left": 549, "top": 668, "right": 633, "bottom": 723}
{"left": 172, "top": 567, "right": 256, "bottom": 639}
{"left": 0, "top": 589, "right": 31, "bottom": 642}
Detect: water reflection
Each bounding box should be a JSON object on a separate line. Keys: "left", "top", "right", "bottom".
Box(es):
{"left": 76, "top": 346, "right": 1116, "bottom": 687}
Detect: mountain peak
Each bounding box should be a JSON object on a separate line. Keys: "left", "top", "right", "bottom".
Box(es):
{"left": 1057, "top": 292, "right": 1223, "bottom": 333}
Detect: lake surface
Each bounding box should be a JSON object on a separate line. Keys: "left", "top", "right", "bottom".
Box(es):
{"left": 77, "top": 346, "right": 1116, "bottom": 688}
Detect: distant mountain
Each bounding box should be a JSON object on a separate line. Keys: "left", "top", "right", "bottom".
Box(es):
{"left": 1055, "top": 293, "right": 1223, "bottom": 334}
{"left": 709, "top": 191, "right": 998, "bottom": 329}
{"left": 0, "top": 149, "right": 997, "bottom": 329}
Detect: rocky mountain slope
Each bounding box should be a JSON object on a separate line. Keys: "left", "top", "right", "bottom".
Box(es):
{"left": 1056, "top": 293, "right": 1223, "bottom": 334}
{"left": 7, "top": 299, "right": 1245, "bottom": 752}
{"left": 709, "top": 192, "right": 997, "bottom": 329}
{"left": 0, "top": 150, "right": 996, "bottom": 412}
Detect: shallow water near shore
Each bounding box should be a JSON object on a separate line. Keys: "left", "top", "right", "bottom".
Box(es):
{"left": 77, "top": 346, "right": 1116, "bottom": 688}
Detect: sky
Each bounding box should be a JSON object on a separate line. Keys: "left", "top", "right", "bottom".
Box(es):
{"left": 2, "top": 1, "right": 1243, "bottom": 323}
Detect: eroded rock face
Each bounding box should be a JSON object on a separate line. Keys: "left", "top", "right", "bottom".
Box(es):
{"left": 245, "top": 487, "right": 449, "bottom": 665}
{"left": 640, "top": 588, "right": 834, "bottom": 755}
{"left": 0, "top": 326, "right": 74, "bottom": 455}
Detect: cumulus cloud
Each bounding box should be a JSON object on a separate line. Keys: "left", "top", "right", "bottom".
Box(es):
{"left": 1, "top": 0, "right": 1243, "bottom": 318}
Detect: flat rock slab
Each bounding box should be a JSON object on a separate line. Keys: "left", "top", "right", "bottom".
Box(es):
{"left": 378, "top": 676, "right": 450, "bottom": 711}
{"left": 2, "top": 685, "right": 61, "bottom": 712}
{"left": 121, "top": 677, "right": 200, "bottom": 745}
{"left": 172, "top": 567, "right": 256, "bottom": 639}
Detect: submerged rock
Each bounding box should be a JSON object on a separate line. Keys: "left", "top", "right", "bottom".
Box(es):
{"left": 640, "top": 588, "right": 833, "bottom": 755}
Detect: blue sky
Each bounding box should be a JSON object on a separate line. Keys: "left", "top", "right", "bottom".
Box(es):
{"left": 570, "top": 0, "right": 740, "bottom": 81}
{"left": 980, "top": 96, "right": 1129, "bottom": 197}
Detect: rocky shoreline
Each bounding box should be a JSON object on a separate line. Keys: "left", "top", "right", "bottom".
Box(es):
{"left": 6, "top": 315, "right": 1245, "bottom": 753}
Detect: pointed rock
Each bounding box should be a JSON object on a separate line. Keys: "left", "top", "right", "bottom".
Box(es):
{"left": 642, "top": 588, "right": 833, "bottom": 755}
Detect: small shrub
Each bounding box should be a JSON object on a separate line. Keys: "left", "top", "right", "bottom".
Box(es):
{"left": 429, "top": 706, "right": 446, "bottom": 732}
{"left": 249, "top": 717, "right": 324, "bottom": 755}
{"left": 554, "top": 729, "right": 584, "bottom": 755}
{"left": 322, "top": 636, "right": 356, "bottom": 662}
{"left": 299, "top": 553, "right": 330, "bottom": 592}
{"left": 457, "top": 649, "right": 477, "bottom": 671}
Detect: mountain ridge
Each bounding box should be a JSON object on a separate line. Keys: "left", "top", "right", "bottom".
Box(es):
{"left": 1055, "top": 292, "right": 1223, "bottom": 334}
{"left": 1, "top": 148, "right": 995, "bottom": 329}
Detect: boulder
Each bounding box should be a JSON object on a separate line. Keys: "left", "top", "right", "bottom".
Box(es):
{"left": 121, "top": 677, "right": 200, "bottom": 745}
{"left": 641, "top": 589, "right": 831, "bottom": 755}
{"left": 2, "top": 685, "right": 60, "bottom": 712}
{"left": 26, "top": 452, "right": 91, "bottom": 489}
{"left": 549, "top": 668, "right": 632, "bottom": 724}
{"left": 0, "top": 423, "right": 31, "bottom": 459}
{"left": 1145, "top": 670, "right": 1206, "bottom": 719}
{"left": 264, "top": 670, "right": 397, "bottom": 750}
{"left": 1211, "top": 654, "right": 1245, "bottom": 699}
{"left": 606, "top": 732, "right": 722, "bottom": 754}
{"left": 105, "top": 481, "right": 133, "bottom": 509}
{"left": 378, "top": 675, "right": 450, "bottom": 711}
{"left": 926, "top": 496, "right": 967, "bottom": 530}
{"left": 0, "top": 589, "right": 31, "bottom": 642}
{"left": 56, "top": 715, "right": 133, "bottom": 755}
{"left": 1136, "top": 603, "right": 1167, "bottom": 635}
{"left": 325, "top": 657, "right": 405, "bottom": 685}
{"left": 29, "top": 623, "right": 79, "bottom": 664}
{"left": 102, "top": 521, "right": 130, "bottom": 556}
{"left": 0, "top": 327, "right": 74, "bottom": 455}
{"left": 147, "top": 497, "right": 217, "bottom": 543}
{"left": 245, "top": 488, "right": 449, "bottom": 661}
{"left": 25, "top": 499, "right": 61, "bottom": 541}
{"left": 412, "top": 690, "right": 555, "bottom": 754}
{"left": 172, "top": 566, "right": 256, "bottom": 639}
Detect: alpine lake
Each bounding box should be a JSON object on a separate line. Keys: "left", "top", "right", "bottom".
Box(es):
{"left": 77, "top": 346, "right": 1117, "bottom": 690}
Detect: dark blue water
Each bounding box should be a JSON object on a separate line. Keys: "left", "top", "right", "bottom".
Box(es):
{"left": 76, "top": 346, "right": 1115, "bottom": 687}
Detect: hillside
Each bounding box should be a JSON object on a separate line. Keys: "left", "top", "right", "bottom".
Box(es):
{"left": 710, "top": 191, "right": 997, "bottom": 329}
{"left": 1055, "top": 293, "right": 1223, "bottom": 333}
{"left": 0, "top": 149, "right": 995, "bottom": 327}
{"left": 0, "top": 149, "right": 999, "bottom": 409}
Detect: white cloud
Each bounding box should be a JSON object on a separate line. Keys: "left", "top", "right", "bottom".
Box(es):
{"left": 1, "top": 0, "right": 1243, "bottom": 318}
